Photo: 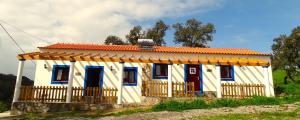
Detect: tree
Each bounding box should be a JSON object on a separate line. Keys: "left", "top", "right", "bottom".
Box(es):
{"left": 104, "top": 35, "right": 125, "bottom": 45}
{"left": 146, "top": 20, "right": 169, "bottom": 46}
{"left": 272, "top": 26, "right": 300, "bottom": 84}
{"left": 173, "top": 18, "right": 215, "bottom": 47}
{"left": 125, "top": 26, "right": 143, "bottom": 45}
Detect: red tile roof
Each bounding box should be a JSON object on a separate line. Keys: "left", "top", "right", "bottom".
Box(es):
{"left": 39, "top": 43, "right": 271, "bottom": 56}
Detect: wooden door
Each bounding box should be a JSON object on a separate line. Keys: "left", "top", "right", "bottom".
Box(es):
{"left": 186, "top": 65, "right": 201, "bottom": 93}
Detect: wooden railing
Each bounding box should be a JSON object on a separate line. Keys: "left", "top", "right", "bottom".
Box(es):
{"left": 221, "top": 83, "right": 265, "bottom": 98}
{"left": 19, "top": 86, "right": 118, "bottom": 104}
{"left": 142, "top": 81, "right": 168, "bottom": 97}
{"left": 19, "top": 86, "right": 67, "bottom": 102}
{"left": 72, "top": 87, "right": 118, "bottom": 104}
{"left": 141, "top": 81, "right": 195, "bottom": 97}
{"left": 173, "top": 82, "right": 195, "bottom": 97}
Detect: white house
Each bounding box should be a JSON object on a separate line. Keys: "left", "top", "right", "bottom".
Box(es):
{"left": 12, "top": 41, "right": 275, "bottom": 105}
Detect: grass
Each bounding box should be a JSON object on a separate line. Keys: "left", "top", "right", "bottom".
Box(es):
{"left": 273, "top": 69, "right": 300, "bottom": 86}
{"left": 192, "top": 107, "right": 300, "bottom": 120}
{"left": 151, "top": 96, "right": 300, "bottom": 112}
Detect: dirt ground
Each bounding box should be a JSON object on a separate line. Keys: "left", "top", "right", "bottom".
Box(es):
{"left": 50, "top": 103, "right": 299, "bottom": 120}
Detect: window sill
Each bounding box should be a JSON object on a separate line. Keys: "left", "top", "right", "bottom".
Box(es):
{"left": 123, "top": 83, "right": 137, "bottom": 86}
{"left": 51, "top": 81, "right": 68, "bottom": 84}
{"left": 221, "top": 78, "right": 234, "bottom": 81}
{"left": 153, "top": 76, "right": 168, "bottom": 79}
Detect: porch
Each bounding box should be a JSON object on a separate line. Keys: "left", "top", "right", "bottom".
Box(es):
{"left": 12, "top": 51, "right": 272, "bottom": 105}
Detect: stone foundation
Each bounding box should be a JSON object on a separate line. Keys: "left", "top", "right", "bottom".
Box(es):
{"left": 11, "top": 102, "right": 119, "bottom": 115}
{"left": 11, "top": 95, "right": 217, "bottom": 115}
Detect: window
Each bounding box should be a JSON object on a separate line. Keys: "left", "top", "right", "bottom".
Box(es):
{"left": 153, "top": 63, "right": 168, "bottom": 79}
{"left": 51, "top": 65, "right": 70, "bottom": 84}
{"left": 123, "top": 67, "right": 137, "bottom": 86}
{"left": 220, "top": 65, "right": 234, "bottom": 81}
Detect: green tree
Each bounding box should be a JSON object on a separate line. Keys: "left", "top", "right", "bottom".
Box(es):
{"left": 173, "top": 18, "right": 215, "bottom": 47}
{"left": 125, "top": 26, "right": 143, "bottom": 45}
{"left": 104, "top": 35, "right": 125, "bottom": 45}
{"left": 272, "top": 26, "right": 300, "bottom": 84}
{"left": 146, "top": 20, "right": 169, "bottom": 46}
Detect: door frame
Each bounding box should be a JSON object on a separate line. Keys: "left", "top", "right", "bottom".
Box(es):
{"left": 84, "top": 66, "right": 104, "bottom": 89}
{"left": 184, "top": 64, "right": 203, "bottom": 96}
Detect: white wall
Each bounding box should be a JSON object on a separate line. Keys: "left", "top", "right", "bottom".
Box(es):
{"left": 34, "top": 60, "right": 143, "bottom": 103}
{"left": 33, "top": 49, "right": 275, "bottom": 103}
{"left": 202, "top": 65, "right": 274, "bottom": 96}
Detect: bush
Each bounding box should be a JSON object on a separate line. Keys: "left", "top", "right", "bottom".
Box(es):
{"left": 0, "top": 101, "right": 8, "bottom": 113}
{"left": 281, "top": 84, "right": 300, "bottom": 95}
{"left": 242, "top": 96, "right": 281, "bottom": 105}
{"left": 209, "top": 99, "right": 242, "bottom": 108}
{"left": 152, "top": 99, "right": 207, "bottom": 111}
{"left": 151, "top": 96, "right": 300, "bottom": 112}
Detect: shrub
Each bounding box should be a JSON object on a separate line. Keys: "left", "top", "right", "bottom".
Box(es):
{"left": 152, "top": 99, "right": 207, "bottom": 111}
{"left": 242, "top": 96, "right": 281, "bottom": 105}
{"left": 281, "top": 84, "right": 300, "bottom": 95}
{"left": 0, "top": 101, "right": 8, "bottom": 113}
{"left": 209, "top": 99, "right": 242, "bottom": 108}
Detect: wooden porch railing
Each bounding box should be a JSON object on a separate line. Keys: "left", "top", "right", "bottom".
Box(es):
{"left": 221, "top": 83, "right": 265, "bottom": 98}
{"left": 141, "top": 81, "right": 195, "bottom": 97}
{"left": 172, "top": 82, "right": 195, "bottom": 97}
{"left": 18, "top": 86, "right": 118, "bottom": 104}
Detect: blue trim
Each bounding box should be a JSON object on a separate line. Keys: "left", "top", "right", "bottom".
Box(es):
{"left": 184, "top": 64, "right": 203, "bottom": 96}
{"left": 83, "top": 66, "right": 104, "bottom": 90}
{"left": 123, "top": 67, "right": 138, "bottom": 86}
{"left": 152, "top": 63, "right": 168, "bottom": 79}
{"left": 221, "top": 65, "right": 235, "bottom": 81}
{"left": 199, "top": 64, "right": 203, "bottom": 96}
{"left": 262, "top": 66, "right": 269, "bottom": 68}
{"left": 184, "top": 64, "right": 187, "bottom": 83}
{"left": 51, "top": 65, "right": 70, "bottom": 84}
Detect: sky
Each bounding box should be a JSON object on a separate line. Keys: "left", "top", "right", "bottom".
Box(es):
{"left": 0, "top": 0, "right": 300, "bottom": 79}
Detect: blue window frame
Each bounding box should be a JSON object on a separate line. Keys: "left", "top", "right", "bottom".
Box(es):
{"left": 51, "top": 65, "right": 70, "bottom": 84}
{"left": 152, "top": 63, "right": 168, "bottom": 79}
{"left": 123, "top": 67, "right": 138, "bottom": 86}
{"left": 220, "top": 65, "right": 234, "bottom": 81}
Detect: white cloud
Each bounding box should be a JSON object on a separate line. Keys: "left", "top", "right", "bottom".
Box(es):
{"left": 0, "top": 0, "right": 222, "bottom": 79}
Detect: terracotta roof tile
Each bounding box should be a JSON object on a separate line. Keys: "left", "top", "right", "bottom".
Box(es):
{"left": 38, "top": 43, "right": 271, "bottom": 56}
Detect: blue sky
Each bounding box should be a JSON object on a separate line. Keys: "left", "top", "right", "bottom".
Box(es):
{"left": 144, "top": 0, "right": 300, "bottom": 53}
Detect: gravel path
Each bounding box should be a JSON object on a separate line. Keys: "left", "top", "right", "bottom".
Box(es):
{"left": 98, "top": 103, "right": 299, "bottom": 120}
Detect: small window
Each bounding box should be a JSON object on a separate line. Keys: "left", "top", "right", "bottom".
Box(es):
{"left": 51, "top": 65, "right": 70, "bottom": 84}
{"left": 123, "top": 67, "right": 137, "bottom": 86}
{"left": 220, "top": 65, "right": 234, "bottom": 81}
{"left": 153, "top": 63, "right": 168, "bottom": 79}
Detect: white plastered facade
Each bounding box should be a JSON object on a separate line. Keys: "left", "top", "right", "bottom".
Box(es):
{"left": 33, "top": 49, "right": 275, "bottom": 103}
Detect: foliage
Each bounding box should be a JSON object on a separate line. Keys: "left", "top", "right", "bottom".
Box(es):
{"left": 0, "top": 101, "right": 8, "bottom": 113}
{"left": 272, "top": 26, "right": 300, "bottom": 84}
{"left": 104, "top": 35, "right": 125, "bottom": 45}
{"left": 208, "top": 99, "right": 242, "bottom": 108}
{"left": 151, "top": 96, "right": 300, "bottom": 112}
{"left": 0, "top": 73, "right": 33, "bottom": 111}
{"left": 173, "top": 18, "right": 215, "bottom": 47}
{"left": 152, "top": 99, "right": 207, "bottom": 111}
{"left": 242, "top": 96, "right": 281, "bottom": 105}
{"left": 145, "top": 20, "right": 169, "bottom": 46}
{"left": 125, "top": 26, "right": 143, "bottom": 45}
{"left": 125, "top": 20, "right": 169, "bottom": 46}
